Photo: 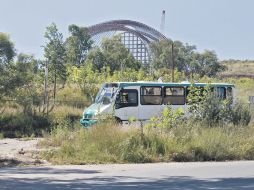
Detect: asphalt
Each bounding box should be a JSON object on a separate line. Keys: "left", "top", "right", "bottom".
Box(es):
{"left": 1, "top": 161, "right": 254, "bottom": 189}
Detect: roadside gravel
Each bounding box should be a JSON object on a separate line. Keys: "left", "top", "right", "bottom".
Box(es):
{"left": 0, "top": 138, "right": 48, "bottom": 167}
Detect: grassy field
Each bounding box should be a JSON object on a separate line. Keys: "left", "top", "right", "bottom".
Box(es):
{"left": 37, "top": 62, "right": 254, "bottom": 164}
{"left": 222, "top": 60, "right": 254, "bottom": 75}
{"left": 1, "top": 55, "right": 254, "bottom": 165}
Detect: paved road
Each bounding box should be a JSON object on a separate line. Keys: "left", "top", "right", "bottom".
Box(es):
{"left": 1, "top": 161, "right": 254, "bottom": 189}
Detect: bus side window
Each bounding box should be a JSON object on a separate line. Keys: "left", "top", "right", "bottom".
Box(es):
{"left": 115, "top": 89, "right": 138, "bottom": 109}
{"left": 215, "top": 87, "right": 226, "bottom": 99}
{"left": 164, "top": 87, "right": 185, "bottom": 105}
{"left": 140, "top": 86, "right": 162, "bottom": 105}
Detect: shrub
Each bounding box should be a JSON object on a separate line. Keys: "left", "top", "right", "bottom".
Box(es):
{"left": 231, "top": 103, "right": 251, "bottom": 126}
{"left": 0, "top": 113, "right": 51, "bottom": 138}
{"left": 188, "top": 86, "right": 251, "bottom": 127}
{"left": 146, "top": 107, "right": 185, "bottom": 131}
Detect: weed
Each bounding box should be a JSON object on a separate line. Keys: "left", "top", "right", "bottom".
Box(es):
{"left": 40, "top": 120, "right": 254, "bottom": 164}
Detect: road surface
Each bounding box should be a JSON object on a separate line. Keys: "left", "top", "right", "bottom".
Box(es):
{"left": 1, "top": 161, "right": 254, "bottom": 189}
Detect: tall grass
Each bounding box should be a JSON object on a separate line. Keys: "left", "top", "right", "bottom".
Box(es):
{"left": 40, "top": 121, "right": 254, "bottom": 164}
{"left": 0, "top": 104, "right": 84, "bottom": 138}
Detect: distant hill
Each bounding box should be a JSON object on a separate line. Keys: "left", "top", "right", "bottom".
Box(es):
{"left": 221, "top": 60, "right": 254, "bottom": 76}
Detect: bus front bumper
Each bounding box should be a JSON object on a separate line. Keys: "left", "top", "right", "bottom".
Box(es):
{"left": 80, "top": 119, "right": 97, "bottom": 127}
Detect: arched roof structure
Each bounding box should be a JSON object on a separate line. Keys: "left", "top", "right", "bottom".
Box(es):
{"left": 87, "top": 20, "right": 167, "bottom": 65}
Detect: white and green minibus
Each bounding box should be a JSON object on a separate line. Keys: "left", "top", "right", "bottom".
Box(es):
{"left": 80, "top": 81, "right": 235, "bottom": 126}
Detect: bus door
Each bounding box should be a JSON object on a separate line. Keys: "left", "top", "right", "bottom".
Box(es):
{"left": 114, "top": 88, "right": 139, "bottom": 121}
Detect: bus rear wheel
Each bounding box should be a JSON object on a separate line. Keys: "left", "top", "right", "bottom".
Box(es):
{"left": 114, "top": 117, "right": 122, "bottom": 124}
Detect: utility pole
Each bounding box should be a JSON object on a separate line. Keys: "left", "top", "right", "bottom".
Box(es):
{"left": 44, "top": 60, "right": 49, "bottom": 114}
{"left": 171, "top": 43, "right": 175, "bottom": 82}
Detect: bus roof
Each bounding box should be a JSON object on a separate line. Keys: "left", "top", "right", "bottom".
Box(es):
{"left": 111, "top": 81, "right": 235, "bottom": 88}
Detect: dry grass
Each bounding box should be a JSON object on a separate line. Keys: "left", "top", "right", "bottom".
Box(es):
{"left": 39, "top": 121, "right": 254, "bottom": 164}
{"left": 222, "top": 61, "right": 254, "bottom": 75}
{"left": 52, "top": 105, "right": 84, "bottom": 119}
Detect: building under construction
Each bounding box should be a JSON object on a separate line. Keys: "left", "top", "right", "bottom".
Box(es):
{"left": 87, "top": 17, "right": 167, "bottom": 65}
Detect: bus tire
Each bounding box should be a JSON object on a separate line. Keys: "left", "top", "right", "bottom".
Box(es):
{"left": 114, "top": 117, "right": 122, "bottom": 124}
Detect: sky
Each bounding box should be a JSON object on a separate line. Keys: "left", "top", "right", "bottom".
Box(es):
{"left": 0, "top": 0, "right": 254, "bottom": 60}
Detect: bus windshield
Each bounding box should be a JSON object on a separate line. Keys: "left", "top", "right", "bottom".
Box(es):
{"left": 95, "top": 87, "right": 118, "bottom": 105}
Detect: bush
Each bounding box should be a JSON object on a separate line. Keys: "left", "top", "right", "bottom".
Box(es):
{"left": 231, "top": 103, "right": 251, "bottom": 126}
{"left": 40, "top": 123, "right": 171, "bottom": 164}
{"left": 0, "top": 113, "right": 51, "bottom": 138}
{"left": 188, "top": 86, "right": 251, "bottom": 127}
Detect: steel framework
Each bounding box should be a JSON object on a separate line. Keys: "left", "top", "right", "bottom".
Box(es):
{"left": 87, "top": 20, "right": 167, "bottom": 65}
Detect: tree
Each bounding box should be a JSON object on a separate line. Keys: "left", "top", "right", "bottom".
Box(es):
{"left": 0, "top": 33, "right": 15, "bottom": 64}
{"left": 44, "top": 23, "right": 66, "bottom": 100}
{"left": 67, "top": 62, "right": 103, "bottom": 102}
{"left": 0, "top": 50, "right": 40, "bottom": 114}
{"left": 0, "top": 33, "right": 20, "bottom": 99}
{"left": 86, "top": 47, "right": 106, "bottom": 71}
{"left": 149, "top": 39, "right": 173, "bottom": 70}
{"left": 13, "top": 53, "right": 40, "bottom": 114}
{"left": 193, "top": 50, "right": 226, "bottom": 77}
{"left": 150, "top": 39, "right": 196, "bottom": 72}
{"left": 86, "top": 35, "right": 141, "bottom": 72}
{"left": 150, "top": 39, "right": 225, "bottom": 78}
{"left": 173, "top": 41, "right": 196, "bottom": 73}
{"left": 65, "top": 24, "right": 93, "bottom": 66}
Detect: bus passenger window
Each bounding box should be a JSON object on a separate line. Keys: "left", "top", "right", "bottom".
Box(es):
{"left": 116, "top": 89, "right": 138, "bottom": 109}
{"left": 215, "top": 87, "right": 226, "bottom": 99}
{"left": 140, "top": 87, "right": 162, "bottom": 105}
{"left": 164, "top": 87, "right": 185, "bottom": 105}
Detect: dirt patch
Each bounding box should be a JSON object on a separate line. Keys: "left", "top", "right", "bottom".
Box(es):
{"left": 0, "top": 138, "right": 49, "bottom": 167}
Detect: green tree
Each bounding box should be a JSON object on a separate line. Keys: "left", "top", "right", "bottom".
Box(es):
{"left": 173, "top": 41, "right": 196, "bottom": 73}
{"left": 150, "top": 40, "right": 226, "bottom": 78}
{"left": 86, "top": 47, "right": 106, "bottom": 72}
{"left": 150, "top": 39, "right": 173, "bottom": 70}
{"left": 67, "top": 62, "right": 103, "bottom": 102}
{"left": 192, "top": 50, "right": 226, "bottom": 77}
{"left": 44, "top": 23, "right": 67, "bottom": 100}
{"left": 0, "top": 50, "right": 41, "bottom": 114}
{"left": 65, "top": 24, "right": 93, "bottom": 66}
{"left": 0, "top": 33, "right": 21, "bottom": 98}
{"left": 0, "top": 33, "right": 15, "bottom": 64}
{"left": 150, "top": 39, "right": 196, "bottom": 75}
{"left": 13, "top": 53, "right": 40, "bottom": 114}
{"left": 86, "top": 35, "right": 141, "bottom": 72}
